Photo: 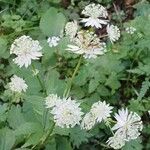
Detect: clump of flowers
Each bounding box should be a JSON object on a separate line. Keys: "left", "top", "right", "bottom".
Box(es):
{"left": 66, "top": 30, "right": 107, "bottom": 59}
{"left": 45, "top": 95, "right": 84, "bottom": 128}
{"left": 81, "top": 3, "right": 108, "bottom": 28}
{"left": 9, "top": 75, "right": 28, "bottom": 93}
{"left": 65, "top": 20, "right": 78, "bottom": 39}
{"left": 81, "top": 101, "right": 113, "bottom": 130}
{"left": 10, "top": 35, "right": 42, "bottom": 68}
{"left": 125, "top": 26, "right": 136, "bottom": 34}
{"left": 107, "top": 108, "right": 143, "bottom": 149}
{"left": 47, "top": 36, "right": 60, "bottom": 47}
{"left": 107, "top": 25, "right": 120, "bottom": 43}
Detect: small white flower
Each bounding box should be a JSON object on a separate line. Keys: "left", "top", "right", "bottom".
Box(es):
{"left": 112, "top": 108, "right": 143, "bottom": 141}
{"left": 65, "top": 20, "right": 78, "bottom": 39}
{"left": 148, "top": 111, "right": 150, "bottom": 115}
{"left": 81, "top": 112, "right": 96, "bottom": 130}
{"left": 91, "top": 101, "right": 113, "bottom": 123}
{"left": 107, "top": 25, "right": 120, "bottom": 43}
{"left": 47, "top": 36, "right": 60, "bottom": 47}
{"left": 66, "top": 31, "right": 107, "bottom": 59}
{"left": 81, "top": 3, "right": 108, "bottom": 28}
{"left": 10, "top": 35, "right": 42, "bottom": 68}
{"left": 125, "top": 27, "right": 136, "bottom": 34}
{"left": 107, "top": 131, "right": 126, "bottom": 149}
{"left": 45, "top": 94, "right": 61, "bottom": 109}
{"left": 9, "top": 75, "right": 28, "bottom": 93}
{"left": 51, "top": 97, "right": 84, "bottom": 128}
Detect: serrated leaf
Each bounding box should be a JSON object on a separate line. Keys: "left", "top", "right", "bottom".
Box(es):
{"left": 89, "top": 79, "right": 99, "bottom": 93}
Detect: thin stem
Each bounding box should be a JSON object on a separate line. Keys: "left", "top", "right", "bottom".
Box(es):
{"left": 63, "top": 55, "right": 82, "bottom": 98}
{"left": 31, "top": 64, "right": 47, "bottom": 96}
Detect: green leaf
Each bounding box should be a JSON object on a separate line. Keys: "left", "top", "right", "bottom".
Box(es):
{"left": 7, "top": 105, "right": 26, "bottom": 129}
{"left": 0, "top": 128, "right": 15, "bottom": 150}
{"left": 40, "top": 7, "right": 66, "bottom": 36}
{"left": 69, "top": 127, "right": 91, "bottom": 148}
{"left": 0, "top": 37, "right": 9, "bottom": 59}
{"left": 45, "top": 70, "right": 66, "bottom": 96}
{"left": 88, "top": 79, "right": 99, "bottom": 93}
{"left": 123, "top": 139, "right": 143, "bottom": 150}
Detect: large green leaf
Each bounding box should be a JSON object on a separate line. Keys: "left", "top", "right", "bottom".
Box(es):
{"left": 40, "top": 8, "right": 66, "bottom": 36}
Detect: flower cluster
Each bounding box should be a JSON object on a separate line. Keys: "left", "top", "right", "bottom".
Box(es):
{"left": 45, "top": 94, "right": 83, "bottom": 128}
{"left": 107, "top": 109, "right": 143, "bottom": 149}
{"left": 9, "top": 75, "right": 28, "bottom": 93}
{"left": 65, "top": 3, "right": 121, "bottom": 59}
{"left": 81, "top": 101, "right": 113, "bottom": 130}
{"left": 10, "top": 35, "right": 42, "bottom": 68}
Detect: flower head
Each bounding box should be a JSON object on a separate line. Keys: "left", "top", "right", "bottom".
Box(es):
{"left": 47, "top": 36, "right": 60, "bottom": 47}
{"left": 10, "top": 35, "right": 42, "bottom": 68}
{"left": 45, "top": 94, "right": 61, "bottom": 109}
{"left": 51, "top": 97, "right": 84, "bottom": 128}
{"left": 9, "top": 75, "right": 28, "bottom": 93}
{"left": 90, "top": 101, "right": 113, "bottom": 123}
{"left": 107, "top": 131, "right": 126, "bottom": 149}
{"left": 66, "top": 31, "right": 107, "bottom": 59}
{"left": 81, "top": 3, "right": 108, "bottom": 28}
{"left": 125, "top": 27, "right": 136, "bottom": 34}
{"left": 112, "top": 108, "right": 143, "bottom": 141}
{"left": 107, "top": 25, "right": 120, "bottom": 43}
{"left": 81, "top": 112, "right": 96, "bottom": 130}
{"left": 65, "top": 20, "right": 78, "bottom": 39}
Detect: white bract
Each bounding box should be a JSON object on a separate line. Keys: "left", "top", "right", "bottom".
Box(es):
{"left": 91, "top": 101, "right": 113, "bottom": 123}
{"left": 81, "top": 3, "right": 108, "bottom": 28}
{"left": 45, "top": 94, "right": 61, "bottom": 109}
{"left": 51, "top": 97, "right": 84, "bottom": 128}
{"left": 81, "top": 112, "right": 96, "bottom": 130}
{"left": 125, "top": 27, "right": 136, "bottom": 34}
{"left": 66, "top": 31, "right": 107, "bottom": 59}
{"left": 107, "top": 25, "right": 120, "bottom": 43}
{"left": 47, "top": 36, "right": 60, "bottom": 47}
{"left": 65, "top": 20, "right": 78, "bottom": 39}
{"left": 9, "top": 75, "right": 28, "bottom": 93}
{"left": 10, "top": 35, "right": 42, "bottom": 68}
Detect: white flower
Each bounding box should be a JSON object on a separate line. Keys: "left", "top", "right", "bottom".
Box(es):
{"left": 91, "top": 101, "right": 113, "bottom": 123}
{"left": 148, "top": 111, "right": 150, "bottom": 116}
{"left": 81, "top": 112, "right": 96, "bottom": 130}
{"left": 45, "top": 94, "right": 61, "bottom": 109}
{"left": 81, "top": 3, "right": 108, "bottom": 28}
{"left": 66, "top": 31, "right": 107, "bottom": 59}
{"left": 51, "top": 97, "right": 84, "bottom": 128}
{"left": 10, "top": 35, "right": 42, "bottom": 68}
{"left": 107, "top": 131, "right": 126, "bottom": 149}
{"left": 107, "top": 25, "right": 120, "bottom": 43}
{"left": 47, "top": 36, "right": 60, "bottom": 47}
{"left": 112, "top": 108, "right": 143, "bottom": 141}
{"left": 9, "top": 75, "right": 28, "bottom": 93}
{"left": 125, "top": 27, "right": 136, "bottom": 34}
{"left": 65, "top": 20, "right": 78, "bottom": 39}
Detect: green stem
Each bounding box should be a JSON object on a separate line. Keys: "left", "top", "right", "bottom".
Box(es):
{"left": 31, "top": 64, "right": 47, "bottom": 96}
{"left": 63, "top": 55, "right": 82, "bottom": 98}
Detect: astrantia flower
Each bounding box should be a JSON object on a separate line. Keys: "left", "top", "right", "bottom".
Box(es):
{"left": 107, "top": 25, "right": 120, "bottom": 43}
{"left": 65, "top": 20, "right": 78, "bottom": 39}
{"left": 10, "top": 35, "right": 42, "bottom": 68}
{"left": 45, "top": 94, "right": 61, "bottom": 109}
{"left": 51, "top": 97, "right": 83, "bottom": 128}
{"left": 81, "top": 3, "right": 108, "bottom": 28}
{"left": 112, "top": 108, "right": 143, "bottom": 141}
{"left": 81, "top": 112, "right": 96, "bottom": 130}
{"left": 125, "top": 27, "right": 136, "bottom": 34}
{"left": 47, "top": 36, "right": 60, "bottom": 47}
{"left": 9, "top": 75, "right": 28, "bottom": 93}
{"left": 66, "top": 31, "right": 107, "bottom": 59}
{"left": 107, "top": 131, "right": 126, "bottom": 149}
{"left": 90, "top": 101, "right": 113, "bottom": 123}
